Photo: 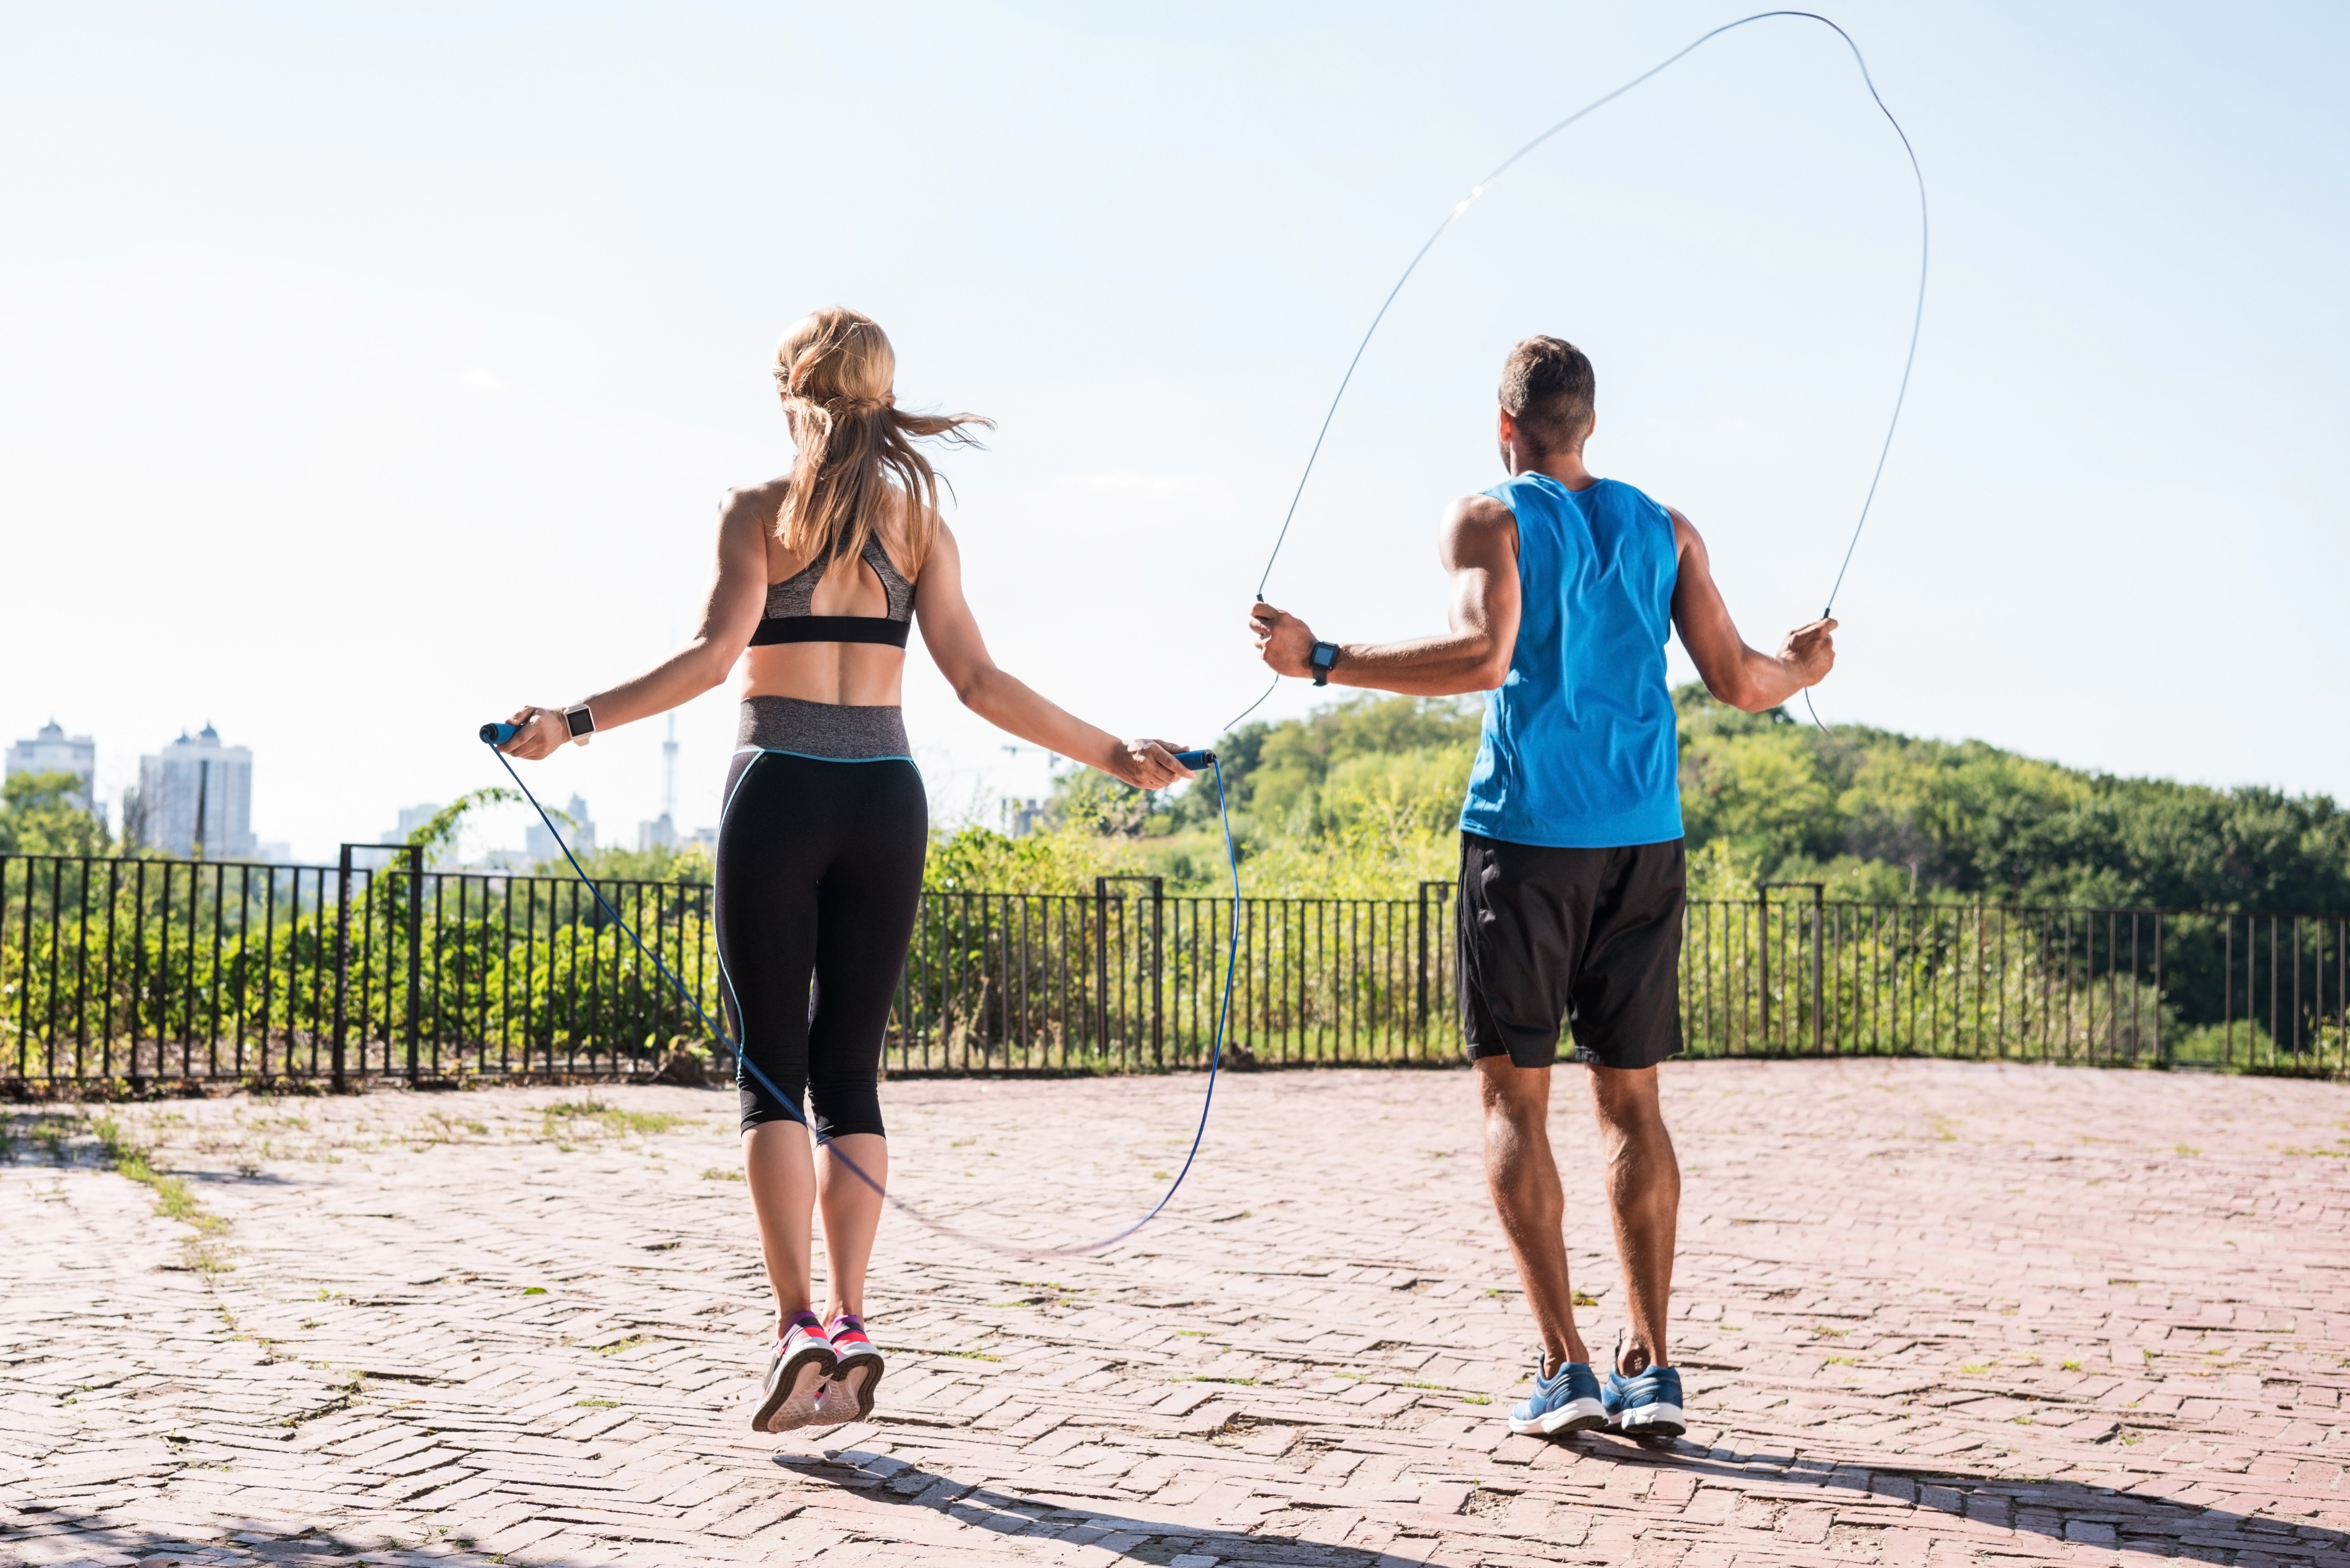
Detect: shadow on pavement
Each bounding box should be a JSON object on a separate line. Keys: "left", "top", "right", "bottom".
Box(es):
{"left": 779, "top": 1434, "right": 2345, "bottom": 1565}
{"left": 0, "top": 1512, "right": 500, "bottom": 1566}
{"left": 1559, "top": 1429, "right": 2343, "bottom": 1561}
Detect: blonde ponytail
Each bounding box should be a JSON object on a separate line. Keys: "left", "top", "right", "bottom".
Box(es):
{"left": 772, "top": 308, "right": 991, "bottom": 573}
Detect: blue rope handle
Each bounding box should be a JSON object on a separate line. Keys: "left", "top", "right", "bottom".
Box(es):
{"left": 481, "top": 729, "right": 1241, "bottom": 1258}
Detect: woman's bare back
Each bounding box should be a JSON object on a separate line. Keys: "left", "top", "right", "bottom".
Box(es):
{"left": 740, "top": 479, "right": 919, "bottom": 708}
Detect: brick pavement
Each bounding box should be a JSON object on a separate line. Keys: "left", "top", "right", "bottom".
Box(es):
{"left": 4, "top": 1059, "right": 2347, "bottom": 1566}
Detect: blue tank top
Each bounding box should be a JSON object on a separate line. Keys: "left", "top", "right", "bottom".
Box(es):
{"left": 1459, "top": 473, "right": 1684, "bottom": 848}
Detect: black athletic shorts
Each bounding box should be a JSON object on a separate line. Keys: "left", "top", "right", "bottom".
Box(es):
{"left": 1457, "top": 832, "right": 1685, "bottom": 1071}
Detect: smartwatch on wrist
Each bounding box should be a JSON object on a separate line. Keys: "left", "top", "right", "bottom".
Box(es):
{"left": 1309, "top": 641, "right": 1342, "bottom": 687}
{"left": 562, "top": 703, "right": 596, "bottom": 746}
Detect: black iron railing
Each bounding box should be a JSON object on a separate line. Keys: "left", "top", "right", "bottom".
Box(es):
{"left": 0, "top": 848, "right": 715, "bottom": 1087}
{"left": 1684, "top": 890, "right": 2350, "bottom": 1069}
{"left": 4, "top": 850, "right": 2344, "bottom": 1084}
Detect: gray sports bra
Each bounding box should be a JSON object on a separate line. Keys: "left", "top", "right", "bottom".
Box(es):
{"left": 749, "top": 535, "right": 914, "bottom": 648}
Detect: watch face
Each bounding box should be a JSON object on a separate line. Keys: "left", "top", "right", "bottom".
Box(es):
{"left": 565, "top": 707, "right": 594, "bottom": 737}
{"left": 1312, "top": 644, "right": 1338, "bottom": 669}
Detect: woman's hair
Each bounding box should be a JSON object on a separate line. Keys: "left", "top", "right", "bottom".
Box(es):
{"left": 771, "top": 308, "right": 992, "bottom": 574}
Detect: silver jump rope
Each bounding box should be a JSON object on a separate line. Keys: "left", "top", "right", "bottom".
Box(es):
{"left": 484, "top": 9, "right": 1925, "bottom": 1255}
{"left": 1227, "top": 7, "right": 1927, "bottom": 736}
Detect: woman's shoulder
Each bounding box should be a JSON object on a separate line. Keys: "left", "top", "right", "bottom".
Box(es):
{"left": 722, "top": 475, "right": 791, "bottom": 520}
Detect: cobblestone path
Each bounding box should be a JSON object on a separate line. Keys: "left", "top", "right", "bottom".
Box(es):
{"left": 5, "top": 1059, "right": 2347, "bottom": 1566}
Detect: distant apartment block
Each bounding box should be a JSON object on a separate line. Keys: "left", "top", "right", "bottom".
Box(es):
{"left": 131, "top": 724, "right": 255, "bottom": 859}
{"left": 526, "top": 796, "right": 595, "bottom": 863}
{"left": 6, "top": 720, "right": 99, "bottom": 819}
{"left": 383, "top": 803, "right": 443, "bottom": 846}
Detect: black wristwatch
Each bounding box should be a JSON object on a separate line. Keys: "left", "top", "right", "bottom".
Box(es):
{"left": 1309, "top": 641, "right": 1342, "bottom": 687}
{"left": 562, "top": 702, "right": 597, "bottom": 746}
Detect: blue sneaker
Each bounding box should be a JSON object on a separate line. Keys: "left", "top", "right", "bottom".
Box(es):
{"left": 1506, "top": 1356, "right": 1608, "bottom": 1436}
{"left": 1602, "top": 1363, "right": 1686, "bottom": 1438}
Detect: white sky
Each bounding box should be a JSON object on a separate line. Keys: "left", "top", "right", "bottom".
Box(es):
{"left": 3, "top": 1, "right": 2345, "bottom": 862}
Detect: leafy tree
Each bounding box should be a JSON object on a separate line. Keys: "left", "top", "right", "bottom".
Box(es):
{"left": 404, "top": 787, "right": 520, "bottom": 868}
{"left": 0, "top": 770, "right": 112, "bottom": 857}
{"left": 920, "top": 685, "right": 2350, "bottom": 910}
{"left": 546, "top": 841, "right": 715, "bottom": 886}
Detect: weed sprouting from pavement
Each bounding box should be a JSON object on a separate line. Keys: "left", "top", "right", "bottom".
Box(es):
{"left": 91, "top": 1113, "right": 232, "bottom": 1273}
{"left": 543, "top": 1100, "right": 693, "bottom": 1141}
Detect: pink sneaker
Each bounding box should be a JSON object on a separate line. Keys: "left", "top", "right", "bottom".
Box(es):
{"left": 813, "top": 1313, "right": 885, "bottom": 1424}
{"left": 752, "top": 1312, "right": 837, "bottom": 1433}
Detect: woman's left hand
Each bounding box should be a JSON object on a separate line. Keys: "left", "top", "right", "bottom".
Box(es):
{"left": 496, "top": 705, "right": 573, "bottom": 761}
{"left": 1110, "top": 738, "right": 1195, "bottom": 790}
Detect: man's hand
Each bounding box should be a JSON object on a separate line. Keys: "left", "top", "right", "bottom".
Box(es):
{"left": 1106, "top": 738, "right": 1196, "bottom": 790}
{"left": 1250, "top": 601, "right": 1318, "bottom": 678}
{"left": 1778, "top": 618, "right": 1837, "bottom": 689}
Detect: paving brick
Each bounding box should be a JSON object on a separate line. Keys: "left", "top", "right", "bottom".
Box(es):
{"left": 4, "top": 1061, "right": 2347, "bottom": 1566}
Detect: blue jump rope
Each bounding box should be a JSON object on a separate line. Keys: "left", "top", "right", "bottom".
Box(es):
{"left": 482, "top": 9, "right": 1924, "bottom": 1252}
{"left": 482, "top": 724, "right": 1239, "bottom": 1259}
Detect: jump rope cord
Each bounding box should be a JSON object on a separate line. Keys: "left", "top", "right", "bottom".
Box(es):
{"left": 482, "top": 14, "right": 1919, "bottom": 1253}
{"left": 1228, "top": 9, "right": 1928, "bottom": 739}
{"left": 487, "top": 739, "right": 1241, "bottom": 1259}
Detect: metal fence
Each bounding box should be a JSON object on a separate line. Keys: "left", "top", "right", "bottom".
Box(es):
{"left": 1683, "top": 886, "right": 2350, "bottom": 1070}
{"left": 4, "top": 850, "right": 2345, "bottom": 1086}
{"left": 0, "top": 847, "right": 716, "bottom": 1088}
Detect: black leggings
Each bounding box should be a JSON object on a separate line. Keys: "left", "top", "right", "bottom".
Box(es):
{"left": 717, "top": 750, "right": 927, "bottom": 1140}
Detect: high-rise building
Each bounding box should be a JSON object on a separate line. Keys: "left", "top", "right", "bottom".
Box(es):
{"left": 383, "top": 803, "right": 443, "bottom": 846}
{"left": 131, "top": 724, "right": 255, "bottom": 859}
{"left": 526, "top": 795, "right": 595, "bottom": 863}
{"left": 637, "top": 813, "right": 677, "bottom": 852}
{"left": 5, "top": 720, "right": 98, "bottom": 818}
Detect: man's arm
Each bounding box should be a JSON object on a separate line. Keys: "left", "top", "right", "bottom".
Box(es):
{"left": 1250, "top": 495, "right": 1520, "bottom": 697}
{"left": 1667, "top": 506, "right": 1835, "bottom": 712}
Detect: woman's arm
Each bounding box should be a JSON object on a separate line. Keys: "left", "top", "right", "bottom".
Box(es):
{"left": 1666, "top": 507, "right": 1835, "bottom": 712}
{"left": 497, "top": 487, "right": 773, "bottom": 760}
{"left": 914, "top": 522, "right": 1192, "bottom": 789}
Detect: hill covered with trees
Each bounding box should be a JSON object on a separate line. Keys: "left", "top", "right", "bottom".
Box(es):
{"left": 8, "top": 698, "right": 2343, "bottom": 915}
{"left": 933, "top": 688, "right": 2350, "bottom": 911}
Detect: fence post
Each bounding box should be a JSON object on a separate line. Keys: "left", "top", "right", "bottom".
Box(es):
{"left": 403, "top": 845, "right": 423, "bottom": 1084}
{"left": 1811, "top": 884, "right": 1825, "bottom": 1054}
{"left": 331, "top": 845, "right": 353, "bottom": 1092}
{"left": 1416, "top": 880, "right": 1452, "bottom": 1058}
{"left": 1150, "top": 878, "right": 1164, "bottom": 1069}
{"left": 1096, "top": 877, "right": 1164, "bottom": 1069}
{"left": 1093, "top": 877, "right": 1109, "bottom": 1060}
{"left": 1757, "top": 882, "right": 1826, "bottom": 1055}
{"left": 1756, "top": 885, "right": 1771, "bottom": 1051}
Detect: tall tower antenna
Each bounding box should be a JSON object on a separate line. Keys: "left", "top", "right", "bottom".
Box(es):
{"left": 662, "top": 713, "right": 678, "bottom": 825}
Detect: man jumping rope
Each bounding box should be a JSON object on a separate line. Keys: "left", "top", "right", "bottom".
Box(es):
{"left": 1249, "top": 335, "right": 1835, "bottom": 1438}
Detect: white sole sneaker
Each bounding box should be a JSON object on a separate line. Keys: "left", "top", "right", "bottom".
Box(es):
{"left": 1509, "top": 1397, "right": 1609, "bottom": 1435}
{"left": 813, "top": 1354, "right": 883, "bottom": 1426}
{"left": 1612, "top": 1400, "right": 1686, "bottom": 1438}
{"left": 753, "top": 1337, "right": 837, "bottom": 1434}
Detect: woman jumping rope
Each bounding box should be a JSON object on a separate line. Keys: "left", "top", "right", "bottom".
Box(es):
{"left": 495, "top": 308, "right": 1194, "bottom": 1434}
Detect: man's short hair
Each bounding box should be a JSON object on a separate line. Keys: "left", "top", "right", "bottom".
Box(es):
{"left": 1498, "top": 336, "right": 1596, "bottom": 455}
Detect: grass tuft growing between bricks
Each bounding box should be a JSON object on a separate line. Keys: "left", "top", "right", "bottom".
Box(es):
{"left": 542, "top": 1099, "right": 694, "bottom": 1141}
{"left": 90, "top": 1112, "right": 232, "bottom": 1272}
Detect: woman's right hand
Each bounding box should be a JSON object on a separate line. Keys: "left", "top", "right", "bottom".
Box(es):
{"left": 496, "top": 706, "right": 572, "bottom": 762}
